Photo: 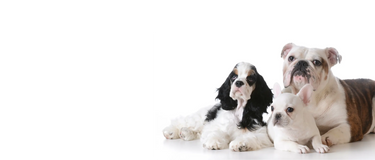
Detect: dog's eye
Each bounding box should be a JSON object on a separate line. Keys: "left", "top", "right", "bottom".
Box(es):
{"left": 231, "top": 75, "right": 238, "bottom": 81}
{"left": 288, "top": 56, "right": 295, "bottom": 62}
{"left": 312, "top": 60, "right": 322, "bottom": 66}
{"left": 286, "top": 107, "right": 294, "bottom": 113}
{"left": 246, "top": 76, "right": 255, "bottom": 83}
{"left": 271, "top": 106, "right": 274, "bottom": 112}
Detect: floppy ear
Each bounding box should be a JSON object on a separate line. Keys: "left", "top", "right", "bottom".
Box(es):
{"left": 216, "top": 73, "right": 237, "bottom": 110}
{"left": 281, "top": 43, "right": 295, "bottom": 59}
{"left": 250, "top": 72, "right": 273, "bottom": 113}
{"left": 238, "top": 72, "right": 272, "bottom": 130}
{"left": 325, "top": 47, "right": 342, "bottom": 67}
{"left": 272, "top": 83, "right": 282, "bottom": 98}
{"left": 297, "top": 84, "right": 314, "bottom": 105}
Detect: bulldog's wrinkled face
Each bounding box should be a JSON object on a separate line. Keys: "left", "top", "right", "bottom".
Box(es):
{"left": 281, "top": 43, "right": 342, "bottom": 92}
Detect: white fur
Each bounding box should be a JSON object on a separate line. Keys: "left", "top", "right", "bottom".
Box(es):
{"left": 163, "top": 106, "right": 273, "bottom": 151}
{"left": 310, "top": 78, "right": 351, "bottom": 145}
{"left": 201, "top": 109, "right": 272, "bottom": 151}
{"left": 268, "top": 84, "right": 329, "bottom": 154}
{"left": 163, "top": 106, "right": 209, "bottom": 140}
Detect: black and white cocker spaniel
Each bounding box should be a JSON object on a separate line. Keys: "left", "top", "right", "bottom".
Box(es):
{"left": 163, "top": 62, "right": 273, "bottom": 151}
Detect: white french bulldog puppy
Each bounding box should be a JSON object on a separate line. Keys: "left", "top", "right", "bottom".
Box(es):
{"left": 267, "top": 84, "right": 329, "bottom": 154}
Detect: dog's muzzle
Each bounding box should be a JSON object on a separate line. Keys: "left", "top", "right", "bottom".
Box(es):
{"left": 289, "top": 60, "right": 312, "bottom": 83}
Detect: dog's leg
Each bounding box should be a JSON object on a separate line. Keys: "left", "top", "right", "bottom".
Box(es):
{"left": 179, "top": 127, "right": 199, "bottom": 141}
{"left": 321, "top": 123, "right": 351, "bottom": 146}
{"left": 163, "top": 106, "right": 209, "bottom": 140}
{"left": 274, "top": 140, "right": 310, "bottom": 154}
{"left": 163, "top": 125, "right": 180, "bottom": 140}
{"left": 229, "top": 126, "right": 273, "bottom": 152}
{"left": 200, "top": 124, "right": 230, "bottom": 150}
{"left": 201, "top": 133, "right": 230, "bottom": 150}
{"left": 311, "top": 135, "right": 329, "bottom": 153}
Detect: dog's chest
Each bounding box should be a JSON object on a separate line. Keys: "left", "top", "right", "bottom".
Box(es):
{"left": 308, "top": 92, "right": 348, "bottom": 131}
{"left": 280, "top": 128, "right": 312, "bottom": 144}
{"left": 234, "top": 107, "right": 244, "bottom": 123}
{"left": 215, "top": 109, "right": 243, "bottom": 127}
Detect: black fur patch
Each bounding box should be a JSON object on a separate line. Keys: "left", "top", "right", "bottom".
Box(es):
{"left": 216, "top": 71, "right": 237, "bottom": 110}
{"left": 205, "top": 104, "right": 221, "bottom": 122}
{"left": 237, "top": 72, "right": 273, "bottom": 130}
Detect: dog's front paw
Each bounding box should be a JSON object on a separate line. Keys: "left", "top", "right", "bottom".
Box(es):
{"left": 179, "top": 127, "right": 198, "bottom": 141}
{"left": 229, "top": 140, "right": 251, "bottom": 152}
{"left": 202, "top": 139, "right": 229, "bottom": 150}
{"left": 314, "top": 144, "right": 329, "bottom": 153}
{"left": 294, "top": 145, "right": 310, "bottom": 154}
{"left": 163, "top": 126, "right": 179, "bottom": 140}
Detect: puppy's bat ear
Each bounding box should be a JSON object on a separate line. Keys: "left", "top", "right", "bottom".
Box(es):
{"left": 281, "top": 43, "right": 295, "bottom": 59}
{"left": 272, "top": 83, "right": 282, "bottom": 98}
{"left": 216, "top": 72, "right": 237, "bottom": 110}
{"left": 297, "top": 84, "right": 314, "bottom": 105}
{"left": 325, "top": 47, "right": 342, "bottom": 67}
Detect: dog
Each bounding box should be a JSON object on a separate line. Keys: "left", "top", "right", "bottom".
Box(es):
{"left": 267, "top": 84, "right": 329, "bottom": 153}
{"left": 163, "top": 62, "right": 274, "bottom": 151}
{"left": 281, "top": 43, "right": 375, "bottom": 146}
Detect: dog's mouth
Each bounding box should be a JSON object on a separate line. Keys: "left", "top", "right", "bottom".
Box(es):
{"left": 273, "top": 119, "right": 279, "bottom": 126}
{"left": 232, "top": 89, "right": 248, "bottom": 108}
{"left": 273, "top": 116, "right": 288, "bottom": 127}
{"left": 290, "top": 70, "right": 310, "bottom": 84}
{"left": 230, "top": 87, "right": 250, "bottom": 109}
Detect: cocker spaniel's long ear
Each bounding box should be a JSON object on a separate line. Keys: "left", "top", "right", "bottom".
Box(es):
{"left": 250, "top": 72, "right": 273, "bottom": 113}
{"left": 216, "top": 73, "right": 237, "bottom": 110}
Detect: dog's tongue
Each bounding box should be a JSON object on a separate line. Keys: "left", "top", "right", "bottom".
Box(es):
{"left": 293, "top": 74, "right": 308, "bottom": 83}
{"left": 284, "top": 70, "right": 310, "bottom": 88}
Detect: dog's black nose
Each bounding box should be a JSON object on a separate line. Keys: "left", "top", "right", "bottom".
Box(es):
{"left": 292, "top": 60, "right": 309, "bottom": 77}
{"left": 235, "top": 81, "right": 244, "bottom": 87}
{"left": 275, "top": 113, "right": 282, "bottom": 120}
{"left": 296, "top": 60, "right": 309, "bottom": 68}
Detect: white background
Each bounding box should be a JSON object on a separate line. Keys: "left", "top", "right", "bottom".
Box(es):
{"left": 153, "top": 28, "right": 375, "bottom": 159}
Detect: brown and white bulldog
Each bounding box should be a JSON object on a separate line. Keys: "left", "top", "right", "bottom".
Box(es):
{"left": 281, "top": 43, "right": 375, "bottom": 146}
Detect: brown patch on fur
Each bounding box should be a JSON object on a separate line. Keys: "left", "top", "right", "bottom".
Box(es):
{"left": 322, "top": 59, "right": 329, "bottom": 80}
{"left": 247, "top": 69, "right": 255, "bottom": 76}
{"left": 339, "top": 79, "right": 375, "bottom": 142}
{"left": 233, "top": 68, "right": 238, "bottom": 75}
